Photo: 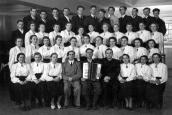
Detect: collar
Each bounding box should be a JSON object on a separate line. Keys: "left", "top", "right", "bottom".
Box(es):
{"left": 91, "top": 14, "right": 95, "bottom": 18}
{"left": 68, "top": 60, "right": 74, "bottom": 63}
{"left": 121, "top": 14, "right": 126, "bottom": 18}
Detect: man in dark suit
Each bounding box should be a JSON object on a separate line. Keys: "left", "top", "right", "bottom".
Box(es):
{"left": 97, "top": 9, "right": 111, "bottom": 33}
{"left": 11, "top": 20, "right": 25, "bottom": 47}
{"left": 48, "top": 8, "right": 62, "bottom": 32}
{"left": 23, "top": 8, "right": 39, "bottom": 32}
{"left": 62, "top": 50, "right": 81, "bottom": 108}
{"left": 81, "top": 48, "right": 102, "bottom": 110}
{"left": 101, "top": 48, "right": 120, "bottom": 108}
{"left": 142, "top": 7, "right": 155, "bottom": 31}
{"left": 71, "top": 5, "right": 86, "bottom": 34}
{"left": 119, "top": 6, "right": 133, "bottom": 33}
{"left": 38, "top": 10, "right": 50, "bottom": 32}
{"left": 84, "top": 5, "right": 99, "bottom": 33}
{"left": 153, "top": 8, "right": 166, "bottom": 35}
{"left": 60, "top": 8, "right": 71, "bottom": 31}
{"left": 131, "top": 8, "right": 143, "bottom": 32}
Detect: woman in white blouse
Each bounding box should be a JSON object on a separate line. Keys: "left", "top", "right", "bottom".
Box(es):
{"left": 80, "top": 35, "right": 95, "bottom": 61}
{"left": 132, "top": 38, "right": 148, "bottom": 64}
{"left": 100, "top": 23, "right": 113, "bottom": 45}
{"left": 87, "top": 24, "right": 99, "bottom": 45}
{"left": 146, "top": 53, "right": 168, "bottom": 109}
{"left": 38, "top": 36, "right": 51, "bottom": 63}
{"left": 75, "top": 26, "right": 85, "bottom": 47}
{"left": 50, "top": 35, "right": 64, "bottom": 63}
{"left": 35, "top": 23, "right": 49, "bottom": 46}
{"left": 43, "top": 53, "right": 63, "bottom": 110}
{"left": 10, "top": 53, "right": 33, "bottom": 111}
{"left": 118, "top": 54, "right": 136, "bottom": 110}
{"left": 25, "top": 35, "right": 39, "bottom": 63}
{"left": 49, "top": 23, "right": 61, "bottom": 46}
{"left": 109, "top": 37, "right": 122, "bottom": 60}
{"left": 63, "top": 37, "right": 80, "bottom": 62}
{"left": 30, "top": 52, "right": 46, "bottom": 107}
{"left": 146, "top": 39, "right": 160, "bottom": 64}
{"left": 135, "top": 55, "right": 152, "bottom": 108}
{"left": 113, "top": 24, "right": 124, "bottom": 45}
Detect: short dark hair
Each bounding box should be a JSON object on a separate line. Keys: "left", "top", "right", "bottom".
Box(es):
{"left": 84, "top": 34, "right": 90, "bottom": 39}
{"left": 86, "top": 48, "right": 94, "bottom": 53}
{"left": 105, "top": 48, "right": 113, "bottom": 54}
{"left": 121, "top": 36, "right": 128, "bottom": 41}
{"left": 40, "top": 10, "right": 47, "bottom": 14}
{"left": 99, "top": 9, "right": 106, "bottom": 14}
{"left": 30, "top": 8, "right": 37, "bottom": 11}
{"left": 140, "top": 55, "right": 148, "bottom": 63}
{"left": 90, "top": 5, "right": 97, "bottom": 9}
{"left": 108, "top": 6, "right": 115, "bottom": 11}
{"left": 143, "top": 7, "right": 150, "bottom": 11}
{"left": 153, "top": 8, "right": 160, "bottom": 13}
{"left": 122, "top": 54, "right": 130, "bottom": 59}
{"left": 119, "top": 6, "right": 127, "bottom": 10}
{"left": 96, "top": 36, "right": 103, "bottom": 41}
{"left": 17, "top": 19, "right": 23, "bottom": 24}
{"left": 132, "top": 8, "right": 138, "bottom": 12}
{"left": 67, "top": 50, "right": 75, "bottom": 56}
{"left": 109, "top": 37, "right": 117, "bottom": 42}
{"left": 152, "top": 53, "right": 162, "bottom": 62}
{"left": 42, "top": 36, "right": 50, "bottom": 43}
{"left": 52, "top": 8, "right": 59, "bottom": 12}
{"left": 15, "top": 37, "right": 23, "bottom": 42}
{"left": 77, "top": 5, "right": 85, "bottom": 10}
{"left": 63, "top": 8, "right": 70, "bottom": 11}
{"left": 34, "top": 52, "right": 42, "bottom": 59}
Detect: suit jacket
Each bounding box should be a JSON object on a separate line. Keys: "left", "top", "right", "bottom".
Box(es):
{"left": 153, "top": 17, "right": 166, "bottom": 35}
{"left": 23, "top": 15, "right": 39, "bottom": 32}
{"left": 38, "top": 18, "right": 50, "bottom": 32}
{"left": 62, "top": 60, "right": 81, "bottom": 81}
{"left": 131, "top": 15, "right": 143, "bottom": 32}
{"left": 84, "top": 15, "right": 99, "bottom": 33}
{"left": 60, "top": 16, "right": 71, "bottom": 31}
{"left": 142, "top": 16, "right": 155, "bottom": 31}
{"left": 101, "top": 58, "right": 121, "bottom": 83}
{"left": 119, "top": 15, "right": 133, "bottom": 33}
{"left": 97, "top": 17, "right": 111, "bottom": 33}
{"left": 11, "top": 29, "right": 25, "bottom": 47}
{"left": 71, "top": 15, "right": 86, "bottom": 34}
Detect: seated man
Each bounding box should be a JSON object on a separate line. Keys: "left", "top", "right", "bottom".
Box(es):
{"left": 62, "top": 50, "right": 81, "bottom": 108}
{"left": 81, "top": 48, "right": 102, "bottom": 110}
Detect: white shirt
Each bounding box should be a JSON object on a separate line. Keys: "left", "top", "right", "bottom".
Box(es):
{"left": 60, "top": 30, "right": 75, "bottom": 44}
{"left": 50, "top": 44, "right": 64, "bottom": 58}
{"left": 121, "top": 45, "right": 135, "bottom": 62}
{"left": 118, "top": 63, "right": 136, "bottom": 82}
{"left": 63, "top": 46, "right": 80, "bottom": 62}
{"left": 30, "top": 62, "right": 45, "bottom": 81}
{"left": 151, "top": 31, "right": 164, "bottom": 52}
{"left": 88, "top": 31, "right": 99, "bottom": 43}
{"left": 125, "top": 32, "right": 138, "bottom": 44}
{"left": 150, "top": 63, "right": 168, "bottom": 84}
{"left": 49, "top": 31, "right": 61, "bottom": 46}
{"left": 8, "top": 46, "right": 25, "bottom": 71}
{"left": 80, "top": 44, "right": 95, "bottom": 57}
{"left": 25, "top": 44, "right": 39, "bottom": 63}
{"left": 137, "top": 30, "right": 151, "bottom": 42}
{"left": 35, "top": 32, "right": 49, "bottom": 45}
{"left": 113, "top": 31, "right": 125, "bottom": 44}
{"left": 148, "top": 48, "right": 160, "bottom": 59}
{"left": 10, "top": 63, "right": 31, "bottom": 83}
{"left": 100, "top": 31, "right": 113, "bottom": 45}
{"left": 25, "top": 30, "right": 35, "bottom": 47}
{"left": 38, "top": 45, "right": 51, "bottom": 59}
{"left": 135, "top": 63, "right": 152, "bottom": 82}
{"left": 75, "top": 34, "right": 83, "bottom": 47}
{"left": 110, "top": 46, "right": 123, "bottom": 60}
{"left": 93, "top": 44, "right": 107, "bottom": 59}
{"left": 43, "top": 62, "right": 62, "bottom": 81}
{"left": 134, "top": 47, "right": 148, "bottom": 59}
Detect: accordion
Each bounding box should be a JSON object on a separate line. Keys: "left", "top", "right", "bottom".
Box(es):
{"left": 35, "top": 73, "right": 43, "bottom": 79}
{"left": 83, "top": 62, "right": 101, "bottom": 81}
{"left": 16, "top": 76, "right": 27, "bottom": 82}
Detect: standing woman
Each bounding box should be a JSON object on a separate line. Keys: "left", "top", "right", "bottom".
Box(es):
{"left": 49, "top": 23, "right": 61, "bottom": 46}
{"left": 75, "top": 26, "right": 85, "bottom": 47}
{"left": 87, "top": 24, "right": 99, "bottom": 45}
{"left": 38, "top": 36, "right": 51, "bottom": 63}
{"left": 25, "top": 35, "right": 39, "bottom": 63}
{"left": 146, "top": 53, "right": 168, "bottom": 109}
{"left": 118, "top": 54, "right": 136, "bottom": 110}
{"left": 133, "top": 38, "right": 148, "bottom": 64}
{"left": 146, "top": 39, "right": 160, "bottom": 64}
{"left": 43, "top": 53, "right": 63, "bottom": 109}
{"left": 10, "top": 53, "right": 33, "bottom": 111}
{"left": 30, "top": 52, "right": 46, "bottom": 107}
{"left": 135, "top": 55, "right": 152, "bottom": 108}
{"left": 50, "top": 35, "right": 64, "bottom": 63}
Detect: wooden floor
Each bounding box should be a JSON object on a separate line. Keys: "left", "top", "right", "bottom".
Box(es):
{"left": 0, "top": 78, "right": 172, "bottom": 115}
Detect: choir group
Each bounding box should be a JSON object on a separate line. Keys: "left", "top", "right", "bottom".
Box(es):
{"left": 9, "top": 5, "right": 168, "bottom": 111}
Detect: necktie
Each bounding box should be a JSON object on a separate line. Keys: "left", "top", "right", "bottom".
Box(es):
{"left": 155, "top": 64, "right": 158, "bottom": 68}
{"left": 54, "top": 64, "right": 55, "bottom": 68}
{"left": 126, "top": 64, "right": 128, "bottom": 68}
{"left": 70, "top": 62, "right": 73, "bottom": 66}
{"left": 37, "top": 64, "right": 38, "bottom": 67}
{"left": 21, "top": 64, "right": 23, "bottom": 67}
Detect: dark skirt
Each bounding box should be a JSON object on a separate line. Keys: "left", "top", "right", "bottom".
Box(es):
{"left": 32, "top": 81, "right": 46, "bottom": 100}
{"left": 119, "top": 81, "right": 133, "bottom": 99}
{"left": 134, "top": 79, "right": 146, "bottom": 100}
{"left": 46, "top": 80, "right": 64, "bottom": 98}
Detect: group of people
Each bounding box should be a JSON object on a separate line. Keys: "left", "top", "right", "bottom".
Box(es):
{"left": 8, "top": 4, "right": 168, "bottom": 111}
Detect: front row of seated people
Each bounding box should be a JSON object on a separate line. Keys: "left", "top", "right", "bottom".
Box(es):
{"left": 10, "top": 47, "right": 167, "bottom": 111}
